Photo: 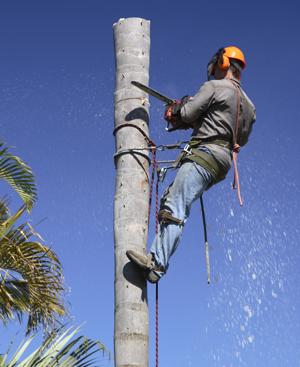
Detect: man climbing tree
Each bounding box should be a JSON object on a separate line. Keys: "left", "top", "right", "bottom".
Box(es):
{"left": 127, "top": 46, "right": 256, "bottom": 283}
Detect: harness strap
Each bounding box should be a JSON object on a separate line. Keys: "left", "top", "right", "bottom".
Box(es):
{"left": 172, "top": 138, "right": 230, "bottom": 185}
{"left": 189, "top": 148, "right": 225, "bottom": 182}
{"left": 230, "top": 81, "right": 243, "bottom": 206}
{"left": 189, "top": 137, "right": 232, "bottom": 148}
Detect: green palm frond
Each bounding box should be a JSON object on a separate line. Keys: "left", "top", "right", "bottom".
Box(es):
{"left": 0, "top": 205, "right": 26, "bottom": 239}
{"left": 0, "top": 143, "right": 37, "bottom": 211}
{"left": 1, "top": 327, "right": 107, "bottom": 367}
{"left": 0, "top": 200, "right": 9, "bottom": 223}
{"left": 0, "top": 204, "right": 65, "bottom": 334}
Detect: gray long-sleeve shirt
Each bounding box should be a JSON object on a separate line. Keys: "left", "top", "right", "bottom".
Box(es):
{"left": 180, "top": 78, "right": 256, "bottom": 173}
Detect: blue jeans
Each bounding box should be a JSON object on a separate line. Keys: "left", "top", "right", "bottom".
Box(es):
{"left": 150, "top": 160, "right": 214, "bottom": 278}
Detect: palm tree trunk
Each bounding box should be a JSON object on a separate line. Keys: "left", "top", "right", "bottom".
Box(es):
{"left": 113, "top": 18, "right": 151, "bottom": 367}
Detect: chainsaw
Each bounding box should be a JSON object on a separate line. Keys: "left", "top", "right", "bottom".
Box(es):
{"left": 131, "top": 81, "right": 190, "bottom": 132}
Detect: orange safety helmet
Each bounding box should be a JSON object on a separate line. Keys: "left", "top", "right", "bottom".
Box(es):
{"left": 207, "top": 46, "right": 246, "bottom": 79}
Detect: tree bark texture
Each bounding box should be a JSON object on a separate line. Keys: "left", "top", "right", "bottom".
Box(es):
{"left": 113, "top": 18, "right": 151, "bottom": 367}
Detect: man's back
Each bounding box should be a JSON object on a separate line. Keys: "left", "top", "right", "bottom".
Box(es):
{"left": 181, "top": 78, "right": 256, "bottom": 173}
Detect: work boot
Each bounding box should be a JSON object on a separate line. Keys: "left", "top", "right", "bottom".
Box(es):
{"left": 126, "top": 250, "right": 162, "bottom": 283}
{"left": 126, "top": 250, "right": 155, "bottom": 271}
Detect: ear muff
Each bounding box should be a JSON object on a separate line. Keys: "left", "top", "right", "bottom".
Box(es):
{"left": 217, "top": 48, "right": 230, "bottom": 70}
{"left": 207, "top": 46, "right": 246, "bottom": 80}
{"left": 207, "top": 48, "right": 230, "bottom": 79}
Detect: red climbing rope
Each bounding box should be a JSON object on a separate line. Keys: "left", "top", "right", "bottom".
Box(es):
{"left": 148, "top": 147, "right": 157, "bottom": 224}
{"left": 155, "top": 172, "right": 159, "bottom": 367}
{"left": 155, "top": 174, "right": 159, "bottom": 235}
{"left": 155, "top": 282, "right": 159, "bottom": 367}
{"left": 147, "top": 138, "right": 160, "bottom": 367}
{"left": 150, "top": 144, "right": 160, "bottom": 367}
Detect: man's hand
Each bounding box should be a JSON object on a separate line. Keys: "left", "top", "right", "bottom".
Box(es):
{"left": 164, "top": 100, "right": 182, "bottom": 124}
{"left": 164, "top": 96, "right": 193, "bottom": 131}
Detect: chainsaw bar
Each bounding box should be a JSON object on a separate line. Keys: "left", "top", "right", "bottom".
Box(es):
{"left": 131, "top": 81, "right": 174, "bottom": 105}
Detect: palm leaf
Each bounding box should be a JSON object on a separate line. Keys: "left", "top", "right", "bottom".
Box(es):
{"left": 4, "top": 336, "right": 34, "bottom": 367}
{"left": 0, "top": 206, "right": 65, "bottom": 334}
{"left": 0, "top": 199, "right": 9, "bottom": 223}
{"left": 0, "top": 206, "right": 26, "bottom": 239}
{"left": 2, "top": 328, "right": 107, "bottom": 367}
{"left": 0, "top": 143, "right": 37, "bottom": 211}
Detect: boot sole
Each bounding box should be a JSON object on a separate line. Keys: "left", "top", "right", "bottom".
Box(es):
{"left": 147, "top": 270, "right": 160, "bottom": 283}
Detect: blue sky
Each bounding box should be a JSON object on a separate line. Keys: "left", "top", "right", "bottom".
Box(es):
{"left": 1, "top": 1, "right": 300, "bottom": 366}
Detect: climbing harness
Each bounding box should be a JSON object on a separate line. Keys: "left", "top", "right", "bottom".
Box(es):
{"left": 114, "top": 123, "right": 214, "bottom": 283}
{"left": 171, "top": 138, "right": 231, "bottom": 186}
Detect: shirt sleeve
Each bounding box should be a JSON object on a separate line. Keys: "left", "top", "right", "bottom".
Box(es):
{"left": 180, "top": 81, "right": 215, "bottom": 124}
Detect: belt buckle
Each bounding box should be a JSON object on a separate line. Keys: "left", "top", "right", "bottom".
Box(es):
{"left": 183, "top": 144, "right": 192, "bottom": 155}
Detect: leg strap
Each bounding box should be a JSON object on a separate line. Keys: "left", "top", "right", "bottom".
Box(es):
{"left": 158, "top": 209, "right": 184, "bottom": 226}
